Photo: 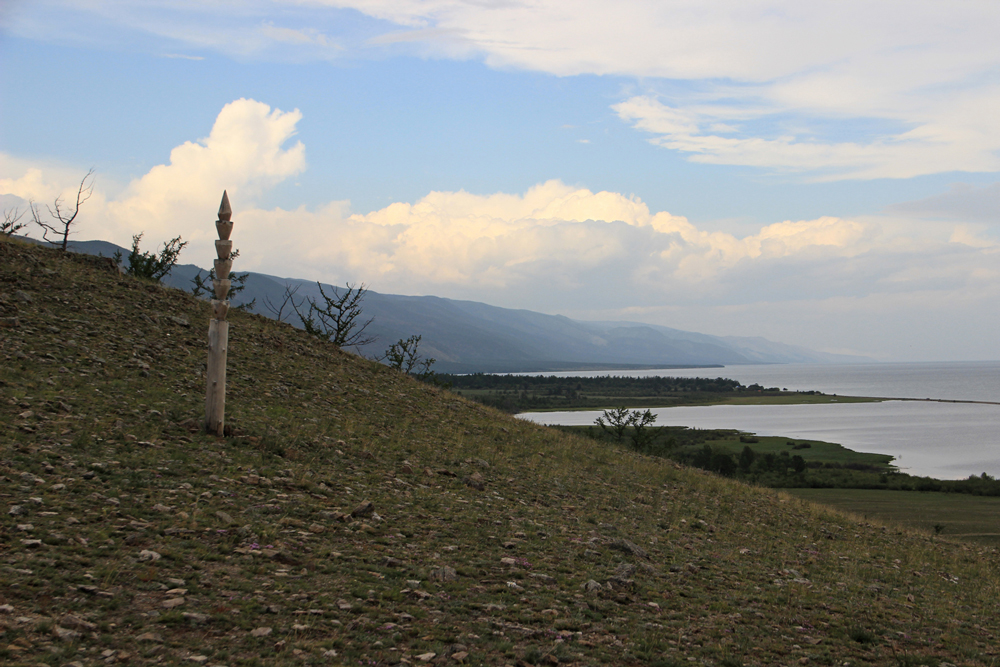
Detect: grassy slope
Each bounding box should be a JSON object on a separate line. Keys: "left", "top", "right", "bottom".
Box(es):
{"left": 785, "top": 489, "right": 1000, "bottom": 546}
{"left": 2, "top": 238, "right": 1000, "bottom": 667}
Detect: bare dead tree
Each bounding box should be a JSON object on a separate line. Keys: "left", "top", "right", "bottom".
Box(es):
{"left": 291, "top": 281, "right": 376, "bottom": 350}
{"left": 261, "top": 284, "right": 302, "bottom": 323}
{"left": 1, "top": 207, "right": 26, "bottom": 237}
{"left": 30, "top": 168, "right": 95, "bottom": 251}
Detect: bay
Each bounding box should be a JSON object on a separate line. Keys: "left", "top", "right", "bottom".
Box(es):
{"left": 516, "top": 361, "right": 1000, "bottom": 480}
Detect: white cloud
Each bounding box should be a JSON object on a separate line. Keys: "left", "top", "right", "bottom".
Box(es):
{"left": 11, "top": 2, "right": 1000, "bottom": 178}
{"left": 4, "top": 98, "right": 1000, "bottom": 359}
{"left": 322, "top": 0, "right": 1000, "bottom": 179}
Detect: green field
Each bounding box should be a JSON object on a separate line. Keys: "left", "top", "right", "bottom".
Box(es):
{"left": 785, "top": 488, "right": 1000, "bottom": 546}
{"left": 701, "top": 433, "right": 895, "bottom": 468}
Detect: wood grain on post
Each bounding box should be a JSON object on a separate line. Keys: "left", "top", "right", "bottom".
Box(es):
{"left": 205, "top": 190, "right": 233, "bottom": 435}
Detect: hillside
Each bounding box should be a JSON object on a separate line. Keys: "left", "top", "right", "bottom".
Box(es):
{"left": 1, "top": 237, "right": 998, "bottom": 667}
{"left": 40, "top": 239, "right": 870, "bottom": 372}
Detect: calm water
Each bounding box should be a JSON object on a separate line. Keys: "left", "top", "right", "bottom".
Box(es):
{"left": 517, "top": 361, "right": 1000, "bottom": 480}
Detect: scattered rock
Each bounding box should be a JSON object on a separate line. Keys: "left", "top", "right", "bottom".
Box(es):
{"left": 351, "top": 500, "right": 374, "bottom": 518}
{"left": 430, "top": 566, "right": 457, "bottom": 581}
{"left": 151, "top": 504, "right": 172, "bottom": 513}
{"left": 251, "top": 626, "right": 273, "bottom": 637}
{"left": 162, "top": 597, "right": 185, "bottom": 609}
{"left": 136, "top": 632, "right": 163, "bottom": 643}
{"left": 416, "top": 652, "right": 436, "bottom": 662}
{"left": 0, "top": 604, "right": 13, "bottom": 614}
{"left": 182, "top": 612, "right": 208, "bottom": 624}
{"left": 16, "top": 523, "right": 33, "bottom": 531}
{"left": 215, "top": 511, "right": 234, "bottom": 525}
{"left": 8, "top": 505, "right": 24, "bottom": 516}
{"left": 463, "top": 472, "right": 485, "bottom": 491}
{"left": 168, "top": 316, "right": 190, "bottom": 328}
{"left": 139, "top": 549, "right": 162, "bottom": 562}
{"left": 60, "top": 614, "right": 96, "bottom": 631}
{"left": 608, "top": 538, "right": 648, "bottom": 559}
{"left": 581, "top": 579, "right": 603, "bottom": 592}
{"left": 614, "top": 563, "right": 637, "bottom": 578}
{"left": 52, "top": 625, "right": 81, "bottom": 642}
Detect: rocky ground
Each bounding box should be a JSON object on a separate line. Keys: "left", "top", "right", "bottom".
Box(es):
{"left": 2, "top": 237, "right": 1000, "bottom": 667}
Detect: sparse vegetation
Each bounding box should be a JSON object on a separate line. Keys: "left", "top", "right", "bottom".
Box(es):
{"left": 116, "top": 232, "right": 187, "bottom": 282}
{"left": 3, "top": 235, "right": 1000, "bottom": 666}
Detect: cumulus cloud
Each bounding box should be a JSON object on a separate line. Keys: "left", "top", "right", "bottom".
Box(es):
{"left": 5, "top": 98, "right": 1000, "bottom": 359}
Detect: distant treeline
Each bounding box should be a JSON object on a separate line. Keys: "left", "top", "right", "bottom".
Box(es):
{"left": 556, "top": 423, "right": 1000, "bottom": 497}
{"left": 439, "top": 373, "right": 796, "bottom": 413}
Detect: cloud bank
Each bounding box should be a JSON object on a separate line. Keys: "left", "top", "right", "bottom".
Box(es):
{"left": 17, "top": 1, "right": 1000, "bottom": 180}
{"left": 3, "top": 99, "right": 998, "bottom": 360}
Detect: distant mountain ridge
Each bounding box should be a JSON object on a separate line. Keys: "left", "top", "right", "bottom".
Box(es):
{"left": 49, "top": 238, "right": 873, "bottom": 372}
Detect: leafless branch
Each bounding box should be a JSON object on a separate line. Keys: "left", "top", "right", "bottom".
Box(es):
{"left": 262, "top": 284, "right": 302, "bottom": 323}
{"left": 31, "top": 168, "right": 95, "bottom": 251}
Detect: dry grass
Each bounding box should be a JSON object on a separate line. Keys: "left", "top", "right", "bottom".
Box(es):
{"left": 2, "top": 237, "right": 1000, "bottom": 666}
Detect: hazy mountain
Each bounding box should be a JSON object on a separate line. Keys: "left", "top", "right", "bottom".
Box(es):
{"left": 46, "top": 237, "right": 873, "bottom": 372}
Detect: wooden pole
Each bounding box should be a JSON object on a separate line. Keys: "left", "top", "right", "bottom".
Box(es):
{"left": 205, "top": 191, "right": 233, "bottom": 435}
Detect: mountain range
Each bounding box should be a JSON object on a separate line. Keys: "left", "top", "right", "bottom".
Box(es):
{"left": 51, "top": 238, "right": 871, "bottom": 372}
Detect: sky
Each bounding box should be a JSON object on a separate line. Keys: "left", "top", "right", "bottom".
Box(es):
{"left": 2, "top": 1, "right": 1000, "bottom": 362}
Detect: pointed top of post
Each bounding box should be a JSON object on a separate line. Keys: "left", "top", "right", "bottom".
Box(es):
{"left": 218, "top": 190, "right": 232, "bottom": 222}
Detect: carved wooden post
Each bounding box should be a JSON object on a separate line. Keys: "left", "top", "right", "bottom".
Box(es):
{"left": 205, "top": 191, "right": 233, "bottom": 436}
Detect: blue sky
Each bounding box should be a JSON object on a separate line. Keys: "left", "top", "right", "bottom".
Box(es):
{"left": 3, "top": 1, "right": 1000, "bottom": 361}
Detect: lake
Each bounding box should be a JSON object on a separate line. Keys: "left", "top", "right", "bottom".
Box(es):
{"left": 517, "top": 361, "right": 1000, "bottom": 480}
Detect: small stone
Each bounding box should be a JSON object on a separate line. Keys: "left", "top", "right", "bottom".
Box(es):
{"left": 336, "top": 599, "right": 353, "bottom": 610}
{"left": 463, "top": 473, "right": 485, "bottom": 491}
{"left": 416, "top": 653, "right": 436, "bottom": 662}
{"left": 162, "top": 597, "right": 185, "bottom": 609}
{"left": 351, "top": 500, "right": 374, "bottom": 518}
{"left": 0, "top": 604, "right": 13, "bottom": 613}
{"left": 139, "top": 549, "right": 162, "bottom": 562}
{"left": 60, "top": 614, "right": 97, "bottom": 631}
{"left": 16, "top": 523, "right": 33, "bottom": 532}
{"left": 451, "top": 651, "right": 469, "bottom": 662}
{"left": 308, "top": 523, "right": 325, "bottom": 533}
{"left": 53, "top": 625, "right": 81, "bottom": 641}
{"left": 151, "top": 504, "right": 171, "bottom": 513}
{"left": 8, "top": 505, "right": 23, "bottom": 516}
{"left": 608, "top": 538, "right": 648, "bottom": 559}
{"left": 216, "top": 511, "right": 234, "bottom": 525}
{"left": 20, "top": 539, "right": 42, "bottom": 548}
{"left": 251, "top": 626, "right": 272, "bottom": 637}
{"left": 430, "top": 566, "right": 457, "bottom": 581}
{"left": 581, "top": 579, "right": 603, "bottom": 592}
{"left": 165, "top": 588, "right": 188, "bottom": 596}
{"left": 51, "top": 484, "right": 65, "bottom": 491}
{"left": 406, "top": 580, "right": 421, "bottom": 588}
{"left": 136, "top": 632, "right": 163, "bottom": 643}
{"left": 182, "top": 612, "right": 208, "bottom": 624}
{"left": 187, "top": 656, "right": 208, "bottom": 664}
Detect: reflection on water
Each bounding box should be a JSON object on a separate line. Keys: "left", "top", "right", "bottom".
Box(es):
{"left": 518, "top": 400, "right": 1000, "bottom": 480}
